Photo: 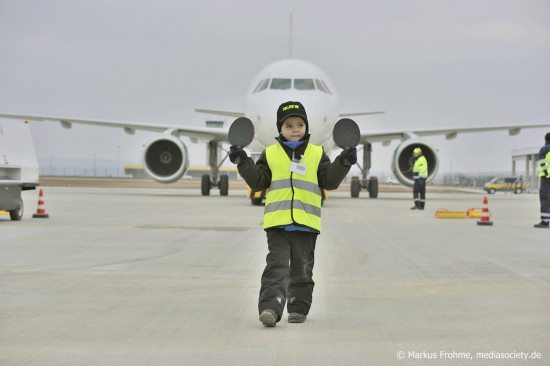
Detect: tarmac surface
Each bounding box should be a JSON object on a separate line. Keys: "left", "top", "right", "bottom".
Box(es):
{"left": 1, "top": 186, "right": 549, "bottom": 365}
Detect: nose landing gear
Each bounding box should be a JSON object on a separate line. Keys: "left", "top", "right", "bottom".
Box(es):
{"left": 350, "top": 142, "right": 379, "bottom": 198}
{"left": 201, "top": 141, "right": 230, "bottom": 196}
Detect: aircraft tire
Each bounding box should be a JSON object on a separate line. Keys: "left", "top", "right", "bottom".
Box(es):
{"left": 351, "top": 177, "right": 361, "bottom": 198}
{"left": 201, "top": 174, "right": 211, "bottom": 196}
{"left": 219, "top": 174, "right": 229, "bottom": 196}
{"left": 368, "top": 176, "right": 379, "bottom": 198}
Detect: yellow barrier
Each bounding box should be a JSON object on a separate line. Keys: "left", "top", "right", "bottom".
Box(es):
{"left": 434, "top": 209, "right": 466, "bottom": 219}
{"left": 435, "top": 208, "right": 484, "bottom": 219}
{"left": 466, "top": 208, "right": 483, "bottom": 218}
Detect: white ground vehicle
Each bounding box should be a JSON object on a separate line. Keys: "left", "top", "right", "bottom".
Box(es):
{"left": 0, "top": 120, "right": 39, "bottom": 220}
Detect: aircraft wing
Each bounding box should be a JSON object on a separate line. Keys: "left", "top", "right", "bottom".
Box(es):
{"left": 0, "top": 113, "right": 229, "bottom": 142}
{"left": 360, "top": 122, "right": 550, "bottom": 144}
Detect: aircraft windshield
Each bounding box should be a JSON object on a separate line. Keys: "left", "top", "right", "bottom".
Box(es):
{"left": 270, "top": 78, "right": 291, "bottom": 90}
{"left": 294, "top": 79, "right": 315, "bottom": 90}
{"left": 253, "top": 81, "right": 262, "bottom": 93}
{"left": 254, "top": 78, "right": 329, "bottom": 93}
{"left": 255, "top": 79, "right": 270, "bottom": 93}
{"left": 315, "top": 79, "right": 328, "bottom": 93}
{"left": 320, "top": 80, "right": 332, "bottom": 94}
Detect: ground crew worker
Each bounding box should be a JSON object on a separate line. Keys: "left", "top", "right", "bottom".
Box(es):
{"left": 534, "top": 132, "right": 550, "bottom": 228}
{"left": 229, "top": 101, "right": 355, "bottom": 327}
{"left": 411, "top": 147, "right": 428, "bottom": 210}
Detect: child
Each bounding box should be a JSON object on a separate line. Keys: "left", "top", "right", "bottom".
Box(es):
{"left": 229, "top": 101, "right": 356, "bottom": 327}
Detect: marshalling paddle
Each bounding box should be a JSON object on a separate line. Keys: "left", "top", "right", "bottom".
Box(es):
{"left": 228, "top": 117, "right": 255, "bottom": 147}
{"left": 333, "top": 118, "right": 360, "bottom": 149}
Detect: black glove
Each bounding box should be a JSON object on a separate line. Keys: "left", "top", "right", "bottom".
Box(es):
{"left": 229, "top": 145, "right": 248, "bottom": 164}
{"left": 339, "top": 147, "right": 357, "bottom": 166}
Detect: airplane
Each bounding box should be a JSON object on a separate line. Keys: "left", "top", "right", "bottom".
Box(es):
{"left": 2, "top": 58, "right": 550, "bottom": 205}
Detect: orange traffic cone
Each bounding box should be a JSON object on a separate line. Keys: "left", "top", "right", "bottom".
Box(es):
{"left": 477, "top": 194, "right": 492, "bottom": 226}
{"left": 32, "top": 188, "right": 50, "bottom": 218}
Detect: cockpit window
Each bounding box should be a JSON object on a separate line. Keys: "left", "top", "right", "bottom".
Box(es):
{"left": 258, "top": 79, "right": 269, "bottom": 92}
{"left": 315, "top": 79, "right": 327, "bottom": 93}
{"left": 320, "top": 80, "right": 332, "bottom": 94}
{"left": 270, "top": 78, "right": 291, "bottom": 90}
{"left": 253, "top": 79, "right": 265, "bottom": 93}
{"left": 314, "top": 79, "right": 332, "bottom": 94}
{"left": 294, "top": 79, "right": 315, "bottom": 90}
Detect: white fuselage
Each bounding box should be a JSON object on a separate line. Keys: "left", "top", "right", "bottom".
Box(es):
{"left": 243, "top": 59, "right": 339, "bottom": 153}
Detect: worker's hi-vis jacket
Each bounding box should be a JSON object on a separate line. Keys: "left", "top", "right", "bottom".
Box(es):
{"left": 236, "top": 134, "right": 351, "bottom": 233}
{"left": 537, "top": 144, "right": 550, "bottom": 178}
{"left": 413, "top": 155, "right": 428, "bottom": 179}
{"left": 263, "top": 143, "right": 323, "bottom": 231}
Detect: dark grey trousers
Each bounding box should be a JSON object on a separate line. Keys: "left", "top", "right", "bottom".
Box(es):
{"left": 258, "top": 229, "right": 317, "bottom": 321}
{"left": 540, "top": 178, "right": 550, "bottom": 222}
{"left": 413, "top": 178, "right": 426, "bottom": 209}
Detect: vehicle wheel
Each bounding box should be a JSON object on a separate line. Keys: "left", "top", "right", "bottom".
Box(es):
{"left": 488, "top": 188, "right": 496, "bottom": 194}
{"left": 9, "top": 197, "right": 23, "bottom": 221}
{"left": 219, "top": 174, "right": 229, "bottom": 196}
{"left": 514, "top": 188, "right": 522, "bottom": 194}
{"left": 368, "top": 176, "right": 379, "bottom": 198}
{"left": 351, "top": 177, "right": 361, "bottom": 198}
{"left": 201, "top": 174, "right": 211, "bottom": 196}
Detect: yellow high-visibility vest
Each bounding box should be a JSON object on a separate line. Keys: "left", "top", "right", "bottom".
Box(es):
{"left": 413, "top": 156, "right": 428, "bottom": 179}
{"left": 538, "top": 151, "right": 550, "bottom": 178}
{"left": 264, "top": 142, "right": 323, "bottom": 232}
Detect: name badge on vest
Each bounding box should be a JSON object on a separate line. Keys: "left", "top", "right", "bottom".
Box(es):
{"left": 290, "top": 161, "right": 307, "bottom": 176}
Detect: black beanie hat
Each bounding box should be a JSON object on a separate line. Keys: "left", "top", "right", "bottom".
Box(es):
{"left": 546, "top": 132, "right": 550, "bottom": 143}
{"left": 276, "top": 101, "right": 308, "bottom": 132}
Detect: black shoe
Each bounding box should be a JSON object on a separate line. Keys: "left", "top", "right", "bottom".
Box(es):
{"left": 410, "top": 206, "right": 418, "bottom": 210}
{"left": 259, "top": 309, "right": 277, "bottom": 327}
{"left": 288, "top": 313, "right": 306, "bottom": 323}
{"left": 534, "top": 221, "right": 550, "bottom": 228}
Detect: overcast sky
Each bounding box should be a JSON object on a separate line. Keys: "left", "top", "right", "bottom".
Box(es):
{"left": 1, "top": 0, "right": 549, "bottom": 176}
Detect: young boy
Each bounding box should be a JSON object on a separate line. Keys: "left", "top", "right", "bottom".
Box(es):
{"left": 229, "top": 101, "right": 356, "bottom": 327}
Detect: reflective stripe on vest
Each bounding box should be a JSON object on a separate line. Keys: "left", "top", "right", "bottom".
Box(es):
{"left": 263, "top": 143, "right": 323, "bottom": 231}
{"left": 413, "top": 156, "right": 428, "bottom": 178}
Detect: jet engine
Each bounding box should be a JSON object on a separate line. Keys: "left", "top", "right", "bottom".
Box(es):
{"left": 391, "top": 139, "right": 439, "bottom": 186}
{"left": 143, "top": 135, "right": 189, "bottom": 183}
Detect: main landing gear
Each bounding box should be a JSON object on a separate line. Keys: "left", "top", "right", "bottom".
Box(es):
{"left": 201, "top": 141, "right": 230, "bottom": 196}
{"left": 350, "top": 142, "right": 378, "bottom": 199}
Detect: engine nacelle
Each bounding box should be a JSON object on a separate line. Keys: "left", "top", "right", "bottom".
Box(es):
{"left": 392, "top": 139, "right": 439, "bottom": 186}
{"left": 143, "top": 135, "right": 189, "bottom": 183}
